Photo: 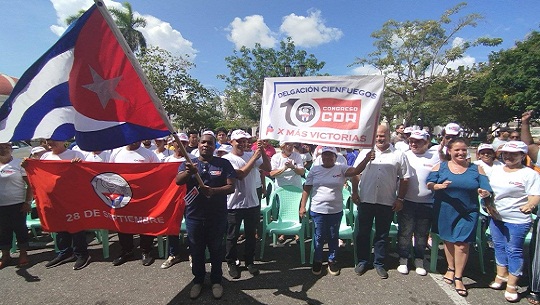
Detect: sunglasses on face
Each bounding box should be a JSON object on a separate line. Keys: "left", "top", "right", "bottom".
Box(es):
{"left": 445, "top": 135, "right": 457, "bottom": 140}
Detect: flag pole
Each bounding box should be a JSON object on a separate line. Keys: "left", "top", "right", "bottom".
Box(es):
{"left": 93, "top": 0, "right": 204, "bottom": 186}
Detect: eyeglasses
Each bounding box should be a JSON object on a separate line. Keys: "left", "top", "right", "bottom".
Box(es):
{"left": 509, "top": 136, "right": 520, "bottom": 139}
{"left": 478, "top": 151, "right": 493, "bottom": 155}
{"left": 444, "top": 135, "right": 457, "bottom": 140}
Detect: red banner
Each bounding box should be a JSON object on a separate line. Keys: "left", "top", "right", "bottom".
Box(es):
{"left": 25, "top": 160, "right": 185, "bottom": 235}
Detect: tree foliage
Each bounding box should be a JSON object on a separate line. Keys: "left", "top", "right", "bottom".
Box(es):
{"left": 351, "top": 2, "right": 502, "bottom": 127}
{"left": 108, "top": 2, "right": 147, "bottom": 53}
{"left": 218, "top": 38, "right": 325, "bottom": 127}
{"left": 66, "top": 1, "right": 147, "bottom": 53}
{"left": 137, "top": 47, "right": 223, "bottom": 131}
{"left": 483, "top": 31, "right": 540, "bottom": 116}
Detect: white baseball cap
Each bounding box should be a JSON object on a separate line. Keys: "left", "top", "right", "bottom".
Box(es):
{"left": 444, "top": 123, "right": 461, "bottom": 136}
{"left": 230, "top": 129, "right": 249, "bottom": 141}
{"left": 202, "top": 130, "right": 215, "bottom": 137}
{"left": 499, "top": 141, "right": 528, "bottom": 154}
{"left": 477, "top": 143, "right": 495, "bottom": 152}
{"left": 31, "top": 146, "right": 47, "bottom": 155}
{"left": 321, "top": 146, "right": 338, "bottom": 155}
{"left": 403, "top": 127, "right": 414, "bottom": 134}
{"left": 409, "top": 130, "right": 429, "bottom": 140}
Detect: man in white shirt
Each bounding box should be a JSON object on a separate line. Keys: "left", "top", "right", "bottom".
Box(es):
{"left": 352, "top": 125, "right": 411, "bottom": 279}
{"left": 109, "top": 141, "right": 160, "bottom": 267}
{"left": 40, "top": 139, "right": 90, "bottom": 270}
{"left": 222, "top": 129, "right": 271, "bottom": 278}
{"left": 397, "top": 130, "right": 439, "bottom": 276}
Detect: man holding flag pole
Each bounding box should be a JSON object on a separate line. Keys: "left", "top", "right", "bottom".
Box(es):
{"left": 0, "top": 0, "right": 207, "bottom": 272}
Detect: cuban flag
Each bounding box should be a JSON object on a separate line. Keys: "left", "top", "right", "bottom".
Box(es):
{"left": 0, "top": 1, "right": 172, "bottom": 151}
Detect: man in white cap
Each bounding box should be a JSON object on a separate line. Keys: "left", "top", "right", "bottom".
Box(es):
{"left": 395, "top": 127, "right": 413, "bottom": 152}
{"left": 154, "top": 136, "right": 172, "bottom": 162}
{"left": 429, "top": 123, "right": 462, "bottom": 160}
{"left": 222, "top": 129, "right": 271, "bottom": 279}
{"left": 397, "top": 130, "right": 439, "bottom": 276}
{"left": 352, "top": 124, "right": 411, "bottom": 279}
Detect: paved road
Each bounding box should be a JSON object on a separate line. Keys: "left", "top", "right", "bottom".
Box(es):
{"left": 0, "top": 231, "right": 534, "bottom": 305}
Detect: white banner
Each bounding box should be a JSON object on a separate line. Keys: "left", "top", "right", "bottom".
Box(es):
{"left": 260, "top": 75, "right": 384, "bottom": 148}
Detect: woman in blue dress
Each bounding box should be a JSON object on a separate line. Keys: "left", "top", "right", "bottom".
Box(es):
{"left": 427, "top": 138, "right": 492, "bottom": 297}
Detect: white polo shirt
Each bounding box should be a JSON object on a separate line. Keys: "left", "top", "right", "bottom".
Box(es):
{"left": 353, "top": 145, "right": 411, "bottom": 206}
{"left": 222, "top": 152, "right": 262, "bottom": 210}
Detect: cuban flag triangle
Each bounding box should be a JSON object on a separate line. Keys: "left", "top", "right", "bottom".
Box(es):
{"left": 0, "top": 1, "right": 172, "bottom": 151}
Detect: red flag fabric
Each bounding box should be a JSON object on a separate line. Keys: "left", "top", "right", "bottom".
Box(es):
{"left": 24, "top": 159, "right": 185, "bottom": 235}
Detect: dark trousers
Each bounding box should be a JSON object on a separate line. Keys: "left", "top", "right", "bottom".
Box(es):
{"left": 118, "top": 233, "right": 154, "bottom": 254}
{"left": 397, "top": 201, "right": 432, "bottom": 266}
{"left": 186, "top": 216, "right": 227, "bottom": 284}
{"left": 355, "top": 202, "right": 394, "bottom": 267}
{"left": 226, "top": 205, "right": 260, "bottom": 266}
{"left": 57, "top": 231, "right": 88, "bottom": 258}
{"left": 0, "top": 203, "right": 29, "bottom": 251}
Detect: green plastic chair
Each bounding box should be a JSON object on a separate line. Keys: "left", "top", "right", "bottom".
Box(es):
{"left": 260, "top": 185, "right": 307, "bottom": 264}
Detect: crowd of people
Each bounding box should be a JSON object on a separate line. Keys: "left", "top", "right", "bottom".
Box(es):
{"left": 1, "top": 114, "right": 540, "bottom": 303}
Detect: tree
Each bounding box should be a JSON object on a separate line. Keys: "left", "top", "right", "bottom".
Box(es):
{"left": 483, "top": 31, "right": 540, "bottom": 117}
{"left": 65, "top": 1, "right": 147, "bottom": 53}
{"left": 137, "top": 47, "right": 223, "bottom": 131}
{"left": 109, "top": 2, "right": 147, "bottom": 53}
{"left": 218, "top": 38, "right": 326, "bottom": 127}
{"left": 351, "top": 2, "right": 502, "bottom": 127}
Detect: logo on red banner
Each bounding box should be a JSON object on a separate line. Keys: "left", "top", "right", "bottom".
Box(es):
{"left": 91, "top": 172, "right": 133, "bottom": 209}
{"left": 280, "top": 98, "right": 361, "bottom": 129}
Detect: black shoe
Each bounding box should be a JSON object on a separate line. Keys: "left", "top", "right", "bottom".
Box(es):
{"left": 328, "top": 261, "right": 340, "bottom": 276}
{"left": 141, "top": 252, "right": 154, "bottom": 266}
{"left": 375, "top": 266, "right": 388, "bottom": 279}
{"left": 112, "top": 251, "right": 133, "bottom": 266}
{"left": 354, "top": 263, "right": 367, "bottom": 276}
{"left": 45, "top": 253, "right": 76, "bottom": 268}
{"left": 312, "top": 261, "right": 323, "bottom": 275}
{"left": 73, "top": 255, "right": 91, "bottom": 270}
{"left": 228, "top": 262, "right": 241, "bottom": 279}
{"left": 247, "top": 264, "right": 260, "bottom": 276}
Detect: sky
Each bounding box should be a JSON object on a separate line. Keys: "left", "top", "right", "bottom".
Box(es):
{"left": 1, "top": 0, "right": 539, "bottom": 92}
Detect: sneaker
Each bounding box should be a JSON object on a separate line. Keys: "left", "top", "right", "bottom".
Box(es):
{"left": 328, "top": 261, "right": 340, "bottom": 276}
{"left": 212, "top": 283, "right": 223, "bottom": 299}
{"left": 415, "top": 267, "right": 427, "bottom": 276}
{"left": 73, "top": 255, "right": 91, "bottom": 270}
{"left": 112, "top": 251, "right": 133, "bottom": 266}
{"left": 312, "top": 261, "right": 323, "bottom": 275}
{"left": 45, "top": 253, "right": 76, "bottom": 268}
{"left": 188, "top": 255, "right": 192, "bottom": 267}
{"left": 354, "top": 263, "right": 367, "bottom": 276}
{"left": 375, "top": 266, "right": 389, "bottom": 279}
{"left": 161, "top": 256, "right": 181, "bottom": 269}
{"left": 397, "top": 264, "right": 409, "bottom": 275}
{"left": 228, "top": 262, "right": 241, "bottom": 279}
{"left": 190, "top": 283, "right": 203, "bottom": 299}
{"left": 141, "top": 252, "right": 154, "bottom": 266}
{"left": 247, "top": 264, "right": 260, "bottom": 276}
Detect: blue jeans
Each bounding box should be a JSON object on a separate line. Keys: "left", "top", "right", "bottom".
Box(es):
{"left": 0, "top": 203, "right": 29, "bottom": 251}
{"left": 355, "top": 203, "right": 394, "bottom": 267}
{"left": 226, "top": 205, "right": 260, "bottom": 266}
{"left": 56, "top": 231, "right": 88, "bottom": 258}
{"left": 490, "top": 219, "right": 531, "bottom": 276}
{"left": 397, "top": 201, "right": 432, "bottom": 266}
{"left": 186, "top": 215, "right": 227, "bottom": 284}
{"left": 310, "top": 211, "right": 342, "bottom": 262}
